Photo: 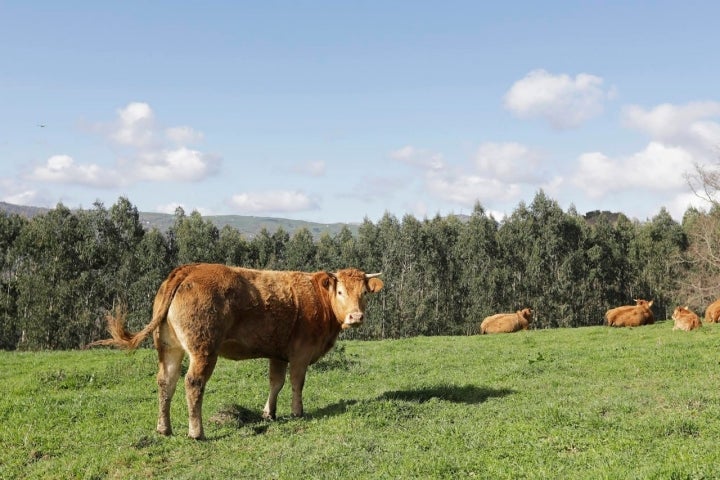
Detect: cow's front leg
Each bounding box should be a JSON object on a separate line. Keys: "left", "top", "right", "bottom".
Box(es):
{"left": 263, "top": 358, "right": 287, "bottom": 420}
{"left": 289, "top": 361, "right": 309, "bottom": 417}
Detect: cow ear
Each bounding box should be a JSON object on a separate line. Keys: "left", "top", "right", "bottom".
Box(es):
{"left": 367, "top": 277, "right": 384, "bottom": 293}
{"left": 317, "top": 272, "right": 336, "bottom": 290}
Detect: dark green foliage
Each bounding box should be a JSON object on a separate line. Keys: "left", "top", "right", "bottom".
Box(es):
{"left": 0, "top": 192, "right": 701, "bottom": 349}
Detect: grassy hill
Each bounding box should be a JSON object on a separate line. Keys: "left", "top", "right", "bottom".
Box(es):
{"left": 4, "top": 322, "right": 720, "bottom": 478}
{"left": 0, "top": 201, "right": 357, "bottom": 238}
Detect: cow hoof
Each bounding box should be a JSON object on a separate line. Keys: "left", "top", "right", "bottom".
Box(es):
{"left": 157, "top": 427, "right": 172, "bottom": 436}
{"left": 262, "top": 412, "right": 276, "bottom": 421}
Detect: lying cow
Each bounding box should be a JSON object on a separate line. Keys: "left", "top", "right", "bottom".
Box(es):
{"left": 705, "top": 299, "right": 720, "bottom": 323}
{"left": 672, "top": 306, "right": 702, "bottom": 331}
{"left": 90, "top": 263, "right": 383, "bottom": 439}
{"left": 605, "top": 299, "right": 655, "bottom": 327}
{"left": 480, "top": 308, "right": 533, "bottom": 334}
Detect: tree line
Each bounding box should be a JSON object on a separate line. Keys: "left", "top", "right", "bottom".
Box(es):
{"left": 1, "top": 191, "right": 717, "bottom": 350}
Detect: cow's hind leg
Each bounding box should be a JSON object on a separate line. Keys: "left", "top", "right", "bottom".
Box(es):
{"left": 184, "top": 353, "right": 218, "bottom": 440}
{"left": 156, "top": 336, "right": 185, "bottom": 436}
{"left": 263, "top": 358, "right": 287, "bottom": 420}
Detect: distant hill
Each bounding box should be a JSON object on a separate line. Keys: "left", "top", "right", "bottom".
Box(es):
{"left": 0, "top": 202, "right": 48, "bottom": 219}
{"left": 0, "top": 201, "right": 357, "bottom": 238}
{"left": 0, "top": 201, "right": 627, "bottom": 238}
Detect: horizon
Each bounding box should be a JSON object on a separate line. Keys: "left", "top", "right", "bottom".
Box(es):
{"left": 0, "top": 194, "right": 645, "bottom": 228}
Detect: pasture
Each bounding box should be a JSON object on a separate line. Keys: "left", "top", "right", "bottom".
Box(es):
{"left": 3, "top": 322, "right": 720, "bottom": 479}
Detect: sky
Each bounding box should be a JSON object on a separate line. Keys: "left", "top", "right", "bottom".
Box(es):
{"left": 2, "top": 1, "right": 720, "bottom": 224}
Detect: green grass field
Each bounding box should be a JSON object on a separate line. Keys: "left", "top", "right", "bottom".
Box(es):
{"left": 3, "top": 321, "right": 720, "bottom": 479}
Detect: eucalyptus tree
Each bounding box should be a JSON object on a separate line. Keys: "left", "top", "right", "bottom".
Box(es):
{"left": 354, "top": 213, "right": 402, "bottom": 339}
{"left": 217, "top": 225, "right": 251, "bottom": 267}
{"left": 335, "top": 225, "right": 361, "bottom": 269}
{"left": 123, "top": 227, "right": 173, "bottom": 333}
{"left": 168, "top": 208, "right": 221, "bottom": 265}
{"left": 417, "top": 214, "right": 464, "bottom": 335}
{"left": 497, "top": 192, "right": 588, "bottom": 328}
{"left": 583, "top": 214, "right": 635, "bottom": 325}
{"left": 630, "top": 208, "right": 688, "bottom": 319}
{"left": 351, "top": 218, "right": 386, "bottom": 339}
{"left": 315, "top": 232, "right": 341, "bottom": 271}
{"left": 12, "top": 204, "right": 94, "bottom": 349}
{"left": 285, "top": 227, "right": 317, "bottom": 271}
{"left": 455, "top": 203, "right": 501, "bottom": 334}
{"left": 0, "top": 212, "right": 27, "bottom": 349}
{"left": 105, "top": 197, "right": 149, "bottom": 307}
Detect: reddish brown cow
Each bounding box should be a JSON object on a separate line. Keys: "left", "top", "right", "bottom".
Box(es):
{"left": 605, "top": 299, "right": 655, "bottom": 327}
{"left": 90, "top": 263, "right": 383, "bottom": 439}
{"left": 672, "top": 306, "right": 702, "bottom": 331}
{"left": 480, "top": 308, "right": 533, "bottom": 334}
{"left": 705, "top": 299, "right": 720, "bottom": 323}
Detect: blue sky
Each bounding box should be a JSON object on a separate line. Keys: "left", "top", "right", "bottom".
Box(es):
{"left": 2, "top": 1, "right": 720, "bottom": 223}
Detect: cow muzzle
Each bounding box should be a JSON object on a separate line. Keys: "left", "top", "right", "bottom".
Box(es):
{"left": 342, "top": 312, "right": 364, "bottom": 329}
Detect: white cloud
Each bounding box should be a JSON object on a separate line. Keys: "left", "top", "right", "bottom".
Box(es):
{"left": 111, "top": 102, "right": 155, "bottom": 148}
{"left": 474, "top": 142, "right": 543, "bottom": 183}
{"left": 155, "top": 202, "right": 212, "bottom": 216}
{"left": 504, "top": 69, "right": 613, "bottom": 129}
{"left": 666, "top": 191, "right": 711, "bottom": 220}
{"left": 623, "top": 102, "right": 720, "bottom": 152}
{"left": 165, "top": 126, "right": 204, "bottom": 145}
{"left": 29, "top": 155, "right": 122, "bottom": 187}
{"left": 29, "top": 102, "right": 221, "bottom": 191}
{"left": 227, "top": 190, "right": 318, "bottom": 214}
{"left": 572, "top": 142, "right": 694, "bottom": 198}
{"left": 2, "top": 189, "right": 40, "bottom": 206}
{"left": 390, "top": 145, "right": 445, "bottom": 170}
{"left": 391, "top": 143, "right": 547, "bottom": 210}
{"left": 426, "top": 169, "right": 522, "bottom": 205}
{"left": 135, "top": 148, "right": 220, "bottom": 182}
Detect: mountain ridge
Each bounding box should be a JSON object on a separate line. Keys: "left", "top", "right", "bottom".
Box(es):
{"left": 0, "top": 201, "right": 358, "bottom": 238}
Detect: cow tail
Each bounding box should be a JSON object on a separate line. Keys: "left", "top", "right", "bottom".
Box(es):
{"left": 87, "top": 266, "right": 187, "bottom": 351}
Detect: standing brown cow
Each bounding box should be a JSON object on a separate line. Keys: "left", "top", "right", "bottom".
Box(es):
{"left": 90, "top": 263, "right": 383, "bottom": 439}
{"left": 705, "top": 299, "right": 720, "bottom": 323}
{"left": 605, "top": 299, "right": 655, "bottom": 327}
{"left": 480, "top": 308, "right": 533, "bottom": 334}
{"left": 672, "top": 306, "right": 702, "bottom": 331}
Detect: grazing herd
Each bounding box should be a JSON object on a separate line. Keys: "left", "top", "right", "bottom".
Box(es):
{"left": 92, "top": 262, "right": 718, "bottom": 439}
{"left": 481, "top": 297, "right": 720, "bottom": 334}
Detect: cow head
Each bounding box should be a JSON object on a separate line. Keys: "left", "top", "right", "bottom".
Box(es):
{"left": 634, "top": 299, "right": 654, "bottom": 308}
{"left": 672, "top": 306, "right": 691, "bottom": 320}
{"left": 318, "top": 269, "right": 383, "bottom": 329}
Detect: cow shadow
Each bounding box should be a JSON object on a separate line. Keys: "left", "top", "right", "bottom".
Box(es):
{"left": 310, "top": 384, "right": 514, "bottom": 418}
{"left": 209, "top": 404, "right": 270, "bottom": 437}
{"left": 210, "top": 384, "right": 514, "bottom": 439}
{"left": 378, "top": 384, "right": 515, "bottom": 404}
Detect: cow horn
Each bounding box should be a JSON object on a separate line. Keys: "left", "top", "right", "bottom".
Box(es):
{"left": 365, "top": 272, "right": 382, "bottom": 278}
